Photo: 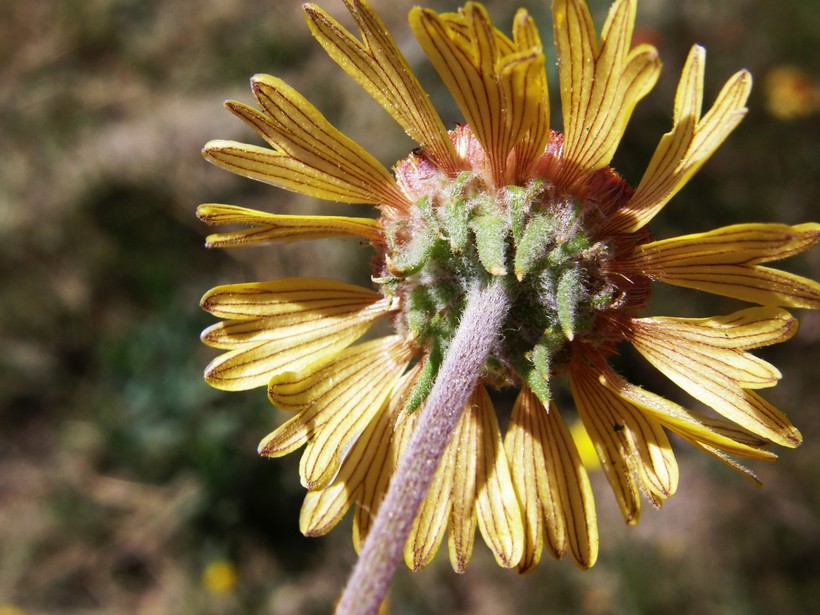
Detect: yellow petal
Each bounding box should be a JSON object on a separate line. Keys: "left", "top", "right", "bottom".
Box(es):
{"left": 627, "top": 314, "right": 802, "bottom": 447}
{"left": 405, "top": 415, "right": 457, "bottom": 571}
{"left": 498, "top": 50, "right": 549, "bottom": 173}
{"left": 694, "top": 414, "right": 771, "bottom": 449}
{"left": 554, "top": 0, "right": 660, "bottom": 191}
{"left": 407, "top": 385, "right": 527, "bottom": 573}
{"left": 201, "top": 278, "right": 385, "bottom": 322}
{"left": 629, "top": 308, "right": 796, "bottom": 389}
{"left": 553, "top": 0, "right": 596, "bottom": 157}
{"left": 474, "top": 387, "right": 525, "bottom": 569}
{"left": 410, "top": 5, "right": 502, "bottom": 184}
{"left": 203, "top": 75, "right": 409, "bottom": 213}
{"left": 570, "top": 364, "right": 641, "bottom": 524}
{"left": 687, "top": 441, "right": 764, "bottom": 487}
{"left": 203, "top": 139, "right": 389, "bottom": 208}
{"left": 630, "top": 223, "right": 820, "bottom": 266}
{"left": 593, "top": 358, "right": 779, "bottom": 459}
{"left": 304, "top": 0, "right": 458, "bottom": 173}
{"left": 619, "top": 223, "right": 820, "bottom": 308}
{"left": 302, "top": 364, "right": 422, "bottom": 545}
{"left": 505, "top": 387, "right": 598, "bottom": 572}
{"left": 353, "top": 365, "right": 422, "bottom": 550}
{"left": 570, "top": 362, "right": 679, "bottom": 503}
{"left": 435, "top": 11, "right": 517, "bottom": 56}
{"left": 600, "top": 371, "right": 774, "bottom": 483}
{"left": 201, "top": 279, "right": 390, "bottom": 390}
{"left": 655, "top": 265, "right": 820, "bottom": 309}
{"left": 631, "top": 306, "right": 797, "bottom": 350}
{"left": 410, "top": 5, "right": 547, "bottom": 185}
{"left": 583, "top": 43, "right": 659, "bottom": 173}
{"left": 543, "top": 400, "right": 599, "bottom": 568}
{"left": 508, "top": 9, "right": 550, "bottom": 179}
{"left": 299, "top": 373, "right": 397, "bottom": 538}
{"left": 259, "top": 337, "right": 412, "bottom": 490}
{"left": 197, "top": 204, "right": 382, "bottom": 247}
{"left": 608, "top": 46, "right": 752, "bottom": 232}
{"left": 299, "top": 364, "right": 420, "bottom": 552}
{"left": 447, "top": 390, "right": 478, "bottom": 574}
{"left": 504, "top": 387, "right": 551, "bottom": 572}
{"left": 569, "top": 418, "right": 601, "bottom": 471}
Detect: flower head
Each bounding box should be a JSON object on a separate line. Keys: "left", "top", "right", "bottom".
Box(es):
{"left": 200, "top": 0, "right": 820, "bottom": 574}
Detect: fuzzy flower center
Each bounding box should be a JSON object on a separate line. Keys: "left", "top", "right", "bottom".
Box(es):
{"left": 374, "top": 126, "right": 640, "bottom": 405}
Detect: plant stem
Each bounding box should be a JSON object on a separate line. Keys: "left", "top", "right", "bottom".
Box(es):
{"left": 336, "top": 279, "right": 510, "bottom": 615}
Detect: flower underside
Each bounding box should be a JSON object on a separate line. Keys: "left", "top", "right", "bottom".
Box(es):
{"left": 381, "top": 125, "right": 651, "bottom": 406}
{"left": 199, "top": 0, "right": 820, "bottom": 576}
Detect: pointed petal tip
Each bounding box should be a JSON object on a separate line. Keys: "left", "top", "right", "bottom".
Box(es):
{"left": 302, "top": 473, "right": 332, "bottom": 491}
{"left": 198, "top": 287, "right": 222, "bottom": 313}
{"left": 300, "top": 522, "right": 318, "bottom": 538}
{"left": 195, "top": 203, "right": 214, "bottom": 220}
{"left": 222, "top": 99, "right": 244, "bottom": 114}
{"left": 797, "top": 221, "right": 820, "bottom": 234}
{"left": 409, "top": 6, "right": 434, "bottom": 23}
{"left": 249, "top": 73, "right": 276, "bottom": 88}
{"left": 257, "top": 427, "right": 297, "bottom": 457}
{"left": 784, "top": 426, "right": 803, "bottom": 448}
{"left": 202, "top": 139, "right": 236, "bottom": 156}
{"left": 202, "top": 368, "right": 218, "bottom": 386}
{"left": 574, "top": 552, "right": 597, "bottom": 571}
{"left": 496, "top": 555, "right": 519, "bottom": 569}
{"left": 202, "top": 139, "right": 233, "bottom": 159}
{"left": 513, "top": 7, "right": 531, "bottom": 21}
{"left": 257, "top": 436, "right": 275, "bottom": 457}
{"left": 634, "top": 42, "right": 661, "bottom": 62}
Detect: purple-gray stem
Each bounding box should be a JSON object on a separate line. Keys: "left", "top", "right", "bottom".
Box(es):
{"left": 336, "top": 280, "right": 510, "bottom": 615}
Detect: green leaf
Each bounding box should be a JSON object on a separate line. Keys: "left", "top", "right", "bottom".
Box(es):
{"left": 547, "top": 232, "right": 589, "bottom": 266}
{"left": 470, "top": 213, "right": 509, "bottom": 275}
{"left": 514, "top": 213, "right": 555, "bottom": 280}
{"left": 507, "top": 185, "right": 529, "bottom": 244}
{"left": 388, "top": 229, "right": 435, "bottom": 275}
{"left": 557, "top": 266, "right": 583, "bottom": 340}
{"left": 444, "top": 197, "right": 470, "bottom": 253}
{"left": 405, "top": 341, "right": 442, "bottom": 413}
{"left": 407, "top": 287, "right": 435, "bottom": 337}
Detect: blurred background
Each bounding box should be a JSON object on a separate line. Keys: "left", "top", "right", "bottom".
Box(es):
{"left": 1, "top": 0, "right": 818, "bottom": 613}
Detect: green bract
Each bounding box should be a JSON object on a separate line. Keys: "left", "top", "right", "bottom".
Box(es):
{"left": 380, "top": 170, "right": 616, "bottom": 404}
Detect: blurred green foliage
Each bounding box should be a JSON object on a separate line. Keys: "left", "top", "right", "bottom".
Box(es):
{"left": 1, "top": 1, "right": 818, "bottom": 613}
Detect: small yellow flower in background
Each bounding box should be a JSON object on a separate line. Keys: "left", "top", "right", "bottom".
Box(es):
{"left": 199, "top": 0, "right": 819, "bottom": 577}
{"left": 764, "top": 65, "right": 820, "bottom": 120}
{"left": 202, "top": 560, "right": 239, "bottom": 596}
{"left": 0, "top": 606, "right": 26, "bottom": 615}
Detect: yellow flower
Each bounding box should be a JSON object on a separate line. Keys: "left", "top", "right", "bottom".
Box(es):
{"left": 202, "top": 560, "right": 239, "bottom": 595}
{"left": 200, "top": 0, "right": 820, "bottom": 575}
{"left": 764, "top": 65, "right": 820, "bottom": 120}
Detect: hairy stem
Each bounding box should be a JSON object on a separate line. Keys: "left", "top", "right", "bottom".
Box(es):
{"left": 336, "top": 279, "right": 510, "bottom": 615}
